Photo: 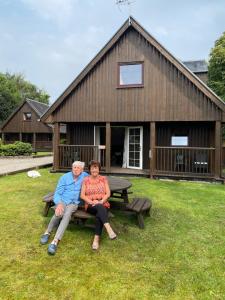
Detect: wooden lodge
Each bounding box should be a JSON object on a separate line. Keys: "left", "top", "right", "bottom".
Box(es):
{"left": 41, "top": 17, "right": 225, "bottom": 179}
{"left": 1, "top": 99, "right": 52, "bottom": 152}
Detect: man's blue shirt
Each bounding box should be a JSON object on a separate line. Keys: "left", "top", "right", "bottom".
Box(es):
{"left": 53, "top": 171, "right": 88, "bottom": 205}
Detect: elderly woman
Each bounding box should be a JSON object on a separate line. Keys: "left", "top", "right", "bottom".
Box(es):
{"left": 81, "top": 160, "right": 117, "bottom": 250}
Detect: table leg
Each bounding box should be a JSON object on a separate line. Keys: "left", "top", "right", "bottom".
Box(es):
{"left": 43, "top": 202, "right": 51, "bottom": 216}
{"left": 122, "top": 189, "right": 129, "bottom": 203}
{"left": 137, "top": 213, "right": 145, "bottom": 229}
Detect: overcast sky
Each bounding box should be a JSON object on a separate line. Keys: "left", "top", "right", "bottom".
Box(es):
{"left": 0, "top": 0, "right": 224, "bottom": 102}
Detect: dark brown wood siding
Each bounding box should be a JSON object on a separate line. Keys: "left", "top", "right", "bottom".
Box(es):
{"left": 53, "top": 27, "right": 221, "bottom": 123}
{"left": 156, "top": 122, "right": 215, "bottom": 147}
{"left": 67, "top": 123, "right": 94, "bottom": 145}
{"left": 3, "top": 102, "right": 52, "bottom": 133}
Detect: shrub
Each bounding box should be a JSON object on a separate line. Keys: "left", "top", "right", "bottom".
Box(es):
{"left": 0, "top": 141, "right": 32, "bottom": 156}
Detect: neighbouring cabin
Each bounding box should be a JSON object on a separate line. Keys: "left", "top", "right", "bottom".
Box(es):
{"left": 183, "top": 60, "right": 208, "bottom": 85}
{"left": 41, "top": 17, "right": 225, "bottom": 179}
{"left": 1, "top": 99, "right": 53, "bottom": 152}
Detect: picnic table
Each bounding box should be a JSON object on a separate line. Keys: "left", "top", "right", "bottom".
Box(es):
{"left": 42, "top": 176, "right": 151, "bottom": 228}
{"left": 43, "top": 176, "right": 132, "bottom": 216}
{"left": 108, "top": 176, "right": 132, "bottom": 205}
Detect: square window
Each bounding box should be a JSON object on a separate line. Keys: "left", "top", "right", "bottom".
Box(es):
{"left": 23, "top": 112, "right": 32, "bottom": 121}
{"left": 119, "top": 63, "right": 143, "bottom": 87}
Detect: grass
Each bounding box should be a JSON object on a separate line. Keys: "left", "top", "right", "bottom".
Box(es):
{"left": 0, "top": 169, "right": 224, "bottom": 300}
{"left": 32, "top": 152, "right": 53, "bottom": 157}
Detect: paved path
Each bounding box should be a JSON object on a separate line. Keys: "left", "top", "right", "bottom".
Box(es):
{"left": 0, "top": 156, "right": 53, "bottom": 176}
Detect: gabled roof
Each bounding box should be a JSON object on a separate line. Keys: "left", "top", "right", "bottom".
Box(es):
{"left": 26, "top": 99, "right": 49, "bottom": 117}
{"left": 41, "top": 16, "right": 225, "bottom": 122}
{"left": 183, "top": 60, "right": 208, "bottom": 73}
{"left": 1, "top": 98, "right": 50, "bottom": 130}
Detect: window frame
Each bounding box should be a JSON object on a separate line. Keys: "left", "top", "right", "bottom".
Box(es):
{"left": 23, "top": 112, "right": 32, "bottom": 121}
{"left": 117, "top": 61, "right": 144, "bottom": 88}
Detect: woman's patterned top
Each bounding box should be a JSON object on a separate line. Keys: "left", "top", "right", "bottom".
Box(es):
{"left": 82, "top": 175, "right": 110, "bottom": 210}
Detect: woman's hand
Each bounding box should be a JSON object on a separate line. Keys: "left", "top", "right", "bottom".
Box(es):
{"left": 92, "top": 200, "right": 99, "bottom": 206}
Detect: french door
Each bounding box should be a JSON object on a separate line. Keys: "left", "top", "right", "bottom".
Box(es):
{"left": 127, "top": 127, "right": 143, "bottom": 169}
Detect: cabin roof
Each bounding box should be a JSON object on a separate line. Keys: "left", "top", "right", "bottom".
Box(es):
{"left": 183, "top": 60, "right": 208, "bottom": 73}
{"left": 1, "top": 98, "right": 50, "bottom": 130}
{"left": 26, "top": 99, "right": 49, "bottom": 117}
{"left": 41, "top": 16, "right": 225, "bottom": 122}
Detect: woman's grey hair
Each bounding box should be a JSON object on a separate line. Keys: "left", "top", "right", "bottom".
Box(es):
{"left": 72, "top": 161, "right": 85, "bottom": 168}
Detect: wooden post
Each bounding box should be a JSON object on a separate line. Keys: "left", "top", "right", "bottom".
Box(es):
{"left": 215, "top": 121, "right": 222, "bottom": 178}
{"left": 105, "top": 122, "right": 111, "bottom": 173}
{"left": 150, "top": 122, "right": 156, "bottom": 178}
{"left": 33, "top": 132, "right": 36, "bottom": 153}
{"left": 1, "top": 133, "right": 4, "bottom": 143}
{"left": 19, "top": 132, "right": 22, "bottom": 142}
{"left": 53, "top": 123, "right": 60, "bottom": 171}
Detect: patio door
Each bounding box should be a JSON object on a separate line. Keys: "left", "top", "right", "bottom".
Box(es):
{"left": 127, "top": 127, "right": 143, "bottom": 169}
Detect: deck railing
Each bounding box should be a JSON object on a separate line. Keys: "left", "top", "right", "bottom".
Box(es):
{"left": 155, "top": 146, "right": 215, "bottom": 176}
{"left": 58, "top": 145, "right": 106, "bottom": 169}
{"left": 33, "top": 141, "right": 52, "bottom": 150}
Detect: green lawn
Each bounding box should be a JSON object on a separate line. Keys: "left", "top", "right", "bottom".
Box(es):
{"left": 0, "top": 169, "right": 224, "bottom": 300}
{"left": 32, "top": 152, "right": 53, "bottom": 157}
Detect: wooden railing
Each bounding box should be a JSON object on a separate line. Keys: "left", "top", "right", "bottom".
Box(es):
{"left": 58, "top": 145, "right": 106, "bottom": 169}
{"left": 222, "top": 146, "right": 225, "bottom": 168}
{"left": 155, "top": 147, "right": 215, "bottom": 176}
{"left": 33, "top": 141, "right": 52, "bottom": 150}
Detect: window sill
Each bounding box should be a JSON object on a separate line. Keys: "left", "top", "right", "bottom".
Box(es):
{"left": 116, "top": 84, "right": 144, "bottom": 89}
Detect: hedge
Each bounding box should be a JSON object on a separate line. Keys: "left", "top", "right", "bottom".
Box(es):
{"left": 0, "top": 141, "right": 32, "bottom": 156}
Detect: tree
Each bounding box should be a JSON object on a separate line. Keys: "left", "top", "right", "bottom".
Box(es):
{"left": 208, "top": 32, "right": 225, "bottom": 101}
{"left": 0, "top": 72, "right": 49, "bottom": 124}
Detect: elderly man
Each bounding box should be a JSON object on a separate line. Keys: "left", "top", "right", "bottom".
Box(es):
{"left": 40, "top": 161, "right": 88, "bottom": 255}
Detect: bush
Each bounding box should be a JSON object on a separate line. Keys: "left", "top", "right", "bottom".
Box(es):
{"left": 0, "top": 141, "right": 32, "bottom": 156}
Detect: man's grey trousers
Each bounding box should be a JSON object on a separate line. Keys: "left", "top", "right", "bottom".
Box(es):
{"left": 47, "top": 203, "right": 78, "bottom": 241}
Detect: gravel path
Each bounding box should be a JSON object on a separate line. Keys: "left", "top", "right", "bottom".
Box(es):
{"left": 0, "top": 156, "right": 53, "bottom": 176}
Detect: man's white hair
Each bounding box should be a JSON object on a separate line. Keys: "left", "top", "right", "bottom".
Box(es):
{"left": 72, "top": 161, "right": 85, "bottom": 168}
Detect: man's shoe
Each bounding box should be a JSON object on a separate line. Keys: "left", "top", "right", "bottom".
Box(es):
{"left": 48, "top": 243, "right": 57, "bottom": 255}
{"left": 40, "top": 234, "right": 50, "bottom": 245}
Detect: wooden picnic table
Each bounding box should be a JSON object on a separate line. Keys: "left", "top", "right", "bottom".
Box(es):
{"left": 108, "top": 176, "right": 132, "bottom": 204}
{"left": 43, "top": 176, "right": 132, "bottom": 216}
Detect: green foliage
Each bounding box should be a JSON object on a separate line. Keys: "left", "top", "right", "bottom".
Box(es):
{"left": 0, "top": 170, "right": 224, "bottom": 299}
{"left": 208, "top": 32, "right": 225, "bottom": 101}
{"left": 0, "top": 72, "right": 50, "bottom": 123}
{"left": 0, "top": 141, "right": 32, "bottom": 156}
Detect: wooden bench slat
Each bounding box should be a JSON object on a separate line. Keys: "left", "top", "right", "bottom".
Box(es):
{"left": 126, "top": 198, "right": 152, "bottom": 229}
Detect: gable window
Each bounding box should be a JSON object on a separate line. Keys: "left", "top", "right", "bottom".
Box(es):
{"left": 23, "top": 112, "right": 32, "bottom": 121}
{"left": 171, "top": 136, "right": 188, "bottom": 146}
{"left": 118, "top": 62, "right": 143, "bottom": 87}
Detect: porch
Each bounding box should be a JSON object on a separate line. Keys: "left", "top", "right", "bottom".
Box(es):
{"left": 52, "top": 121, "right": 223, "bottom": 179}
{"left": 2, "top": 132, "right": 52, "bottom": 152}
{"left": 56, "top": 144, "right": 216, "bottom": 178}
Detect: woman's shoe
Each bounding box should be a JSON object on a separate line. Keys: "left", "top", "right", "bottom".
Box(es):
{"left": 109, "top": 232, "right": 117, "bottom": 240}
{"left": 92, "top": 241, "right": 99, "bottom": 250}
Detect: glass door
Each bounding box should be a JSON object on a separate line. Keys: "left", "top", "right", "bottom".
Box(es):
{"left": 127, "top": 127, "right": 143, "bottom": 169}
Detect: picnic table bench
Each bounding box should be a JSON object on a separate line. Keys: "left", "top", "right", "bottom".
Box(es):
{"left": 126, "top": 198, "right": 152, "bottom": 229}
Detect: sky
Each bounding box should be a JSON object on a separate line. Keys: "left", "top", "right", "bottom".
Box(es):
{"left": 0, "top": 0, "right": 225, "bottom": 103}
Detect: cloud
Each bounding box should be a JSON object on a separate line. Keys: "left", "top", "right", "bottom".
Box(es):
{"left": 21, "top": 0, "right": 76, "bottom": 26}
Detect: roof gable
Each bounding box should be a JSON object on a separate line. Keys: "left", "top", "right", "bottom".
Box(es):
{"left": 41, "top": 17, "right": 225, "bottom": 122}
{"left": 1, "top": 99, "right": 49, "bottom": 130}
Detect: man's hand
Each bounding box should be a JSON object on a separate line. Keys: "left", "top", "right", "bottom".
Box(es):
{"left": 55, "top": 203, "right": 64, "bottom": 217}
